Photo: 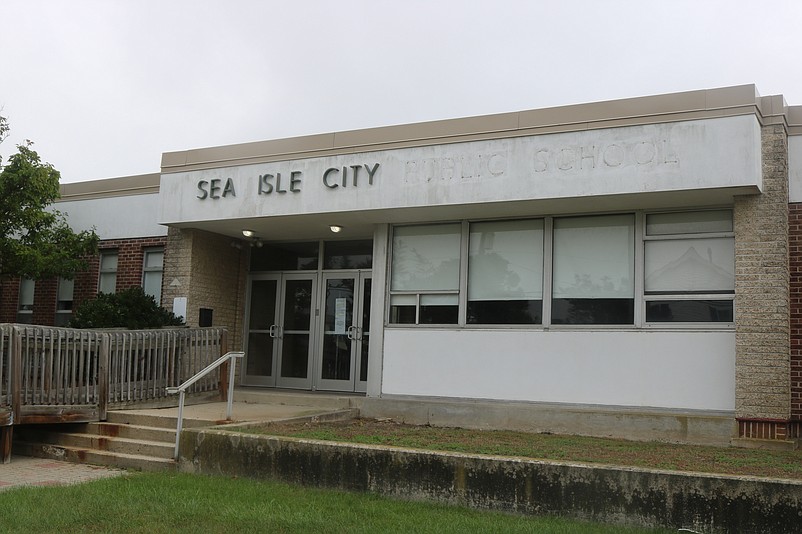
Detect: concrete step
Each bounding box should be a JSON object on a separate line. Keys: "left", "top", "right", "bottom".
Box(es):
{"left": 105, "top": 411, "right": 209, "bottom": 429}
{"left": 14, "top": 440, "right": 176, "bottom": 472}
{"left": 88, "top": 422, "right": 176, "bottom": 443}
{"left": 15, "top": 425, "right": 174, "bottom": 459}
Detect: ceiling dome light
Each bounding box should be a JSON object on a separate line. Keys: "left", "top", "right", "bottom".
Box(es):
{"left": 242, "top": 229, "right": 255, "bottom": 238}
{"left": 329, "top": 225, "right": 343, "bottom": 233}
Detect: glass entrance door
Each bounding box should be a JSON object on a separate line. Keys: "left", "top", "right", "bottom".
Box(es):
{"left": 316, "top": 272, "right": 371, "bottom": 392}
{"left": 244, "top": 273, "right": 317, "bottom": 389}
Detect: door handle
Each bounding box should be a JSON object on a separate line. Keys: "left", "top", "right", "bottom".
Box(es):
{"left": 269, "top": 324, "right": 281, "bottom": 338}
{"left": 347, "top": 326, "right": 361, "bottom": 340}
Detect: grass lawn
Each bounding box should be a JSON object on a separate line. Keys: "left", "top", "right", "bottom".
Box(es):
{"left": 234, "top": 418, "right": 802, "bottom": 480}
{"left": 0, "top": 472, "right": 673, "bottom": 533}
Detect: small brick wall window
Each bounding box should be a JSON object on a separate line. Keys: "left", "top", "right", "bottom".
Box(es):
{"left": 17, "top": 278, "right": 35, "bottom": 324}
{"left": 55, "top": 277, "right": 74, "bottom": 327}
{"left": 99, "top": 250, "right": 118, "bottom": 294}
{"left": 142, "top": 248, "right": 164, "bottom": 305}
{"left": 643, "top": 210, "right": 734, "bottom": 323}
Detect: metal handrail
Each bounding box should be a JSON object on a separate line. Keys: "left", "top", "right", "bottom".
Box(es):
{"left": 166, "top": 351, "right": 244, "bottom": 460}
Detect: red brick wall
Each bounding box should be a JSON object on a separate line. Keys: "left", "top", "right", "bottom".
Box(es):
{"left": 0, "top": 236, "right": 167, "bottom": 326}
{"left": 789, "top": 203, "right": 802, "bottom": 421}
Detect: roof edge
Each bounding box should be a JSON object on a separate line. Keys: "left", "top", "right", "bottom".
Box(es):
{"left": 161, "top": 84, "right": 766, "bottom": 173}
{"left": 59, "top": 173, "right": 161, "bottom": 201}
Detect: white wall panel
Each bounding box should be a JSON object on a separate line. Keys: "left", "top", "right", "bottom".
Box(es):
{"left": 381, "top": 329, "right": 735, "bottom": 412}
{"left": 58, "top": 194, "right": 166, "bottom": 239}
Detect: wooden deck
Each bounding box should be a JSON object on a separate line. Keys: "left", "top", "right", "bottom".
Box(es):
{"left": 0, "top": 324, "right": 229, "bottom": 463}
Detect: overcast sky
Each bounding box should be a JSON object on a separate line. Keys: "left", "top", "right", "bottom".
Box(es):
{"left": 1, "top": 0, "right": 800, "bottom": 183}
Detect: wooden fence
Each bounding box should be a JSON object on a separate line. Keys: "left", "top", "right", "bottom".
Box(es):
{"left": 0, "top": 324, "right": 228, "bottom": 460}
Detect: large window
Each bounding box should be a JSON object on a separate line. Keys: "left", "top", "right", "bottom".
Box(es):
{"left": 390, "top": 224, "right": 461, "bottom": 324}
{"left": 644, "top": 210, "right": 734, "bottom": 323}
{"left": 551, "top": 214, "right": 635, "bottom": 325}
{"left": 142, "top": 248, "right": 164, "bottom": 305}
{"left": 468, "top": 219, "right": 543, "bottom": 324}
{"left": 98, "top": 250, "right": 118, "bottom": 294}
{"left": 387, "top": 209, "right": 734, "bottom": 328}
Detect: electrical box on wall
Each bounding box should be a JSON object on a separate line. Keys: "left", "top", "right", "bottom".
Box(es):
{"left": 199, "top": 308, "right": 213, "bottom": 327}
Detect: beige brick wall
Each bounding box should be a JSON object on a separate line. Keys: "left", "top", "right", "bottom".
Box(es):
{"left": 162, "top": 227, "right": 249, "bottom": 380}
{"left": 734, "top": 123, "right": 791, "bottom": 420}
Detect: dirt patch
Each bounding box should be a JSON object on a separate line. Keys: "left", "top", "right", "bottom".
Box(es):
{"left": 235, "top": 417, "right": 802, "bottom": 481}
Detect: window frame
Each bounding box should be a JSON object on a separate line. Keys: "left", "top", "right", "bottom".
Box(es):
{"left": 55, "top": 277, "right": 74, "bottom": 327}
{"left": 98, "top": 249, "right": 118, "bottom": 294}
{"left": 142, "top": 247, "right": 165, "bottom": 305}
{"left": 386, "top": 208, "right": 735, "bottom": 331}
{"left": 388, "top": 222, "right": 464, "bottom": 326}
{"left": 17, "top": 278, "right": 35, "bottom": 324}
{"left": 642, "top": 209, "right": 735, "bottom": 328}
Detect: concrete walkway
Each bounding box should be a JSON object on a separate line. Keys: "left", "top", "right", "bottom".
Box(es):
{"left": 1, "top": 393, "right": 353, "bottom": 491}
{"left": 0, "top": 456, "right": 125, "bottom": 491}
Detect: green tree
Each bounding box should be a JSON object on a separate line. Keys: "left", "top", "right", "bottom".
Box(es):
{"left": 0, "top": 117, "right": 98, "bottom": 279}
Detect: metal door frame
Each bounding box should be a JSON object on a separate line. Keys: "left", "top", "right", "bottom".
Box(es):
{"left": 314, "top": 271, "right": 371, "bottom": 392}
{"left": 242, "top": 273, "right": 280, "bottom": 386}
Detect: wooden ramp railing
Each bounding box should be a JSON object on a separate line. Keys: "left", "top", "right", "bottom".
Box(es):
{"left": 0, "top": 324, "right": 229, "bottom": 463}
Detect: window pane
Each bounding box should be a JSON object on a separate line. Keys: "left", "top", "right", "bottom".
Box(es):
{"left": 419, "top": 298, "right": 458, "bottom": 324}
{"left": 144, "top": 250, "right": 164, "bottom": 269}
{"left": 646, "top": 300, "right": 733, "bottom": 322}
{"left": 324, "top": 240, "right": 372, "bottom": 269}
{"left": 99, "top": 272, "right": 116, "bottom": 294}
{"left": 552, "top": 215, "right": 634, "bottom": 325}
{"left": 251, "top": 242, "right": 319, "bottom": 271}
{"left": 467, "top": 300, "right": 542, "bottom": 324}
{"left": 551, "top": 298, "right": 634, "bottom": 325}
{"left": 468, "top": 219, "right": 543, "bottom": 325}
{"left": 644, "top": 238, "right": 734, "bottom": 293}
{"left": 469, "top": 219, "right": 543, "bottom": 300}
{"left": 391, "top": 224, "right": 461, "bottom": 291}
{"left": 100, "top": 252, "right": 118, "bottom": 270}
{"left": 18, "top": 279, "right": 35, "bottom": 310}
{"left": 57, "top": 278, "right": 74, "bottom": 310}
{"left": 646, "top": 210, "right": 732, "bottom": 235}
{"left": 143, "top": 271, "right": 163, "bottom": 304}
{"left": 553, "top": 214, "right": 634, "bottom": 298}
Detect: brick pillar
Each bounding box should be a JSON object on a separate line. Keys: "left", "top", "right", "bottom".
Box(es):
{"left": 734, "top": 123, "right": 796, "bottom": 440}
{"left": 789, "top": 203, "right": 802, "bottom": 423}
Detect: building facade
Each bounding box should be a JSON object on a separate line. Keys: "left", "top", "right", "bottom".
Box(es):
{"left": 0, "top": 174, "right": 166, "bottom": 325}
{"left": 6, "top": 85, "right": 802, "bottom": 446}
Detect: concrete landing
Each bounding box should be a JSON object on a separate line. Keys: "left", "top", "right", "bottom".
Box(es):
{"left": 111, "top": 386, "right": 364, "bottom": 427}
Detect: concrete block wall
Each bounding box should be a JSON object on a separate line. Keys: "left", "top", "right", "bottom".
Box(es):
{"left": 162, "top": 227, "right": 248, "bottom": 370}
{"left": 734, "top": 123, "right": 794, "bottom": 439}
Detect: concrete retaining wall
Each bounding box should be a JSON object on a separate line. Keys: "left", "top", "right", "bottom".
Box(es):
{"left": 179, "top": 428, "right": 802, "bottom": 533}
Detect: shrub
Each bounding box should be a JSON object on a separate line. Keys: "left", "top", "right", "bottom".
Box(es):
{"left": 70, "top": 286, "right": 184, "bottom": 329}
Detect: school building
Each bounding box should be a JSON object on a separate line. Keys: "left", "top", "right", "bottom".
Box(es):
{"left": 3, "top": 84, "right": 801, "bottom": 446}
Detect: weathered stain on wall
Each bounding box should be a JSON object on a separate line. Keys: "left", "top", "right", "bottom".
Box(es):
{"left": 180, "top": 428, "right": 802, "bottom": 533}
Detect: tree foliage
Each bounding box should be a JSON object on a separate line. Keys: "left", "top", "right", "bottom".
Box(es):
{"left": 0, "top": 117, "right": 99, "bottom": 279}
{"left": 69, "top": 286, "right": 184, "bottom": 329}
